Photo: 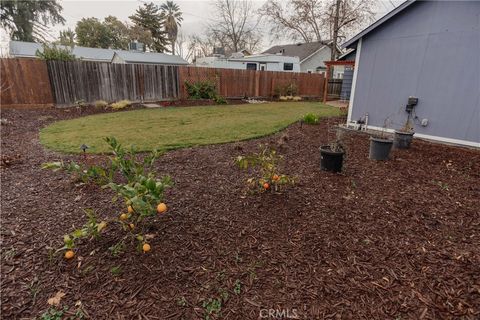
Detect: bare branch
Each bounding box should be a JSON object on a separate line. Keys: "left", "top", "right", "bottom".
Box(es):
{"left": 261, "top": 0, "right": 376, "bottom": 48}
{"left": 206, "top": 0, "right": 262, "bottom": 54}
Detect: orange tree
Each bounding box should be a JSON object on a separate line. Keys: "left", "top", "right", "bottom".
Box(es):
{"left": 235, "top": 146, "right": 295, "bottom": 193}
{"left": 42, "top": 137, "right": 171, "bottom": 258}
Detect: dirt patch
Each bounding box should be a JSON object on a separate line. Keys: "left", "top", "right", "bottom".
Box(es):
{"left": 1, "top": 107, "right": 479, "bottom": 319}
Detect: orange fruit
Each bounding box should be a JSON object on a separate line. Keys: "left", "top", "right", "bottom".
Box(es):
{"left": 119, "top": 213, "right": 128, "bottom": 221}
{"left": 272, "top": 174, "right": 280, "bottom": 181}
{"left": 157, "top": 203, "right": 167, "bottom": 214}
{"left": 142, "top": 243, "right": 151, "bottom": 253}
{"left": 64, "top": 250, "right": 75, "bottom": 259}
{"left": 127, "top": 206, "right": 134, "bottom": 214}
{"left": 263, "top": 182, "right": 270, "bottom": 189}
{"left": 129, "top": 223, "right": 135, "bottom": 230}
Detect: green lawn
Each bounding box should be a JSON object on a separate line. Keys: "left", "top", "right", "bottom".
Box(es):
{"left": 40, "top": 102, "right": 339, "bottom": 154}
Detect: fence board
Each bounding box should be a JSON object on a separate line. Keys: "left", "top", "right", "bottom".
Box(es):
{"left": 0, "top": 58, "right": 54, "bottom": 108}
{"left": 327, "top": 79, "right": 343, "bottom": 100}
{"left": 178, "top": 67, "right": 325, "bottom": 99}
{"left": 46, "top": 61, "right": 180, "bottom": 105}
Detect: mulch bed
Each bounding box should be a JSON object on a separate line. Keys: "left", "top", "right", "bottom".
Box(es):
{"left": 1, "top": 107, "right": 479, "bottom": 319}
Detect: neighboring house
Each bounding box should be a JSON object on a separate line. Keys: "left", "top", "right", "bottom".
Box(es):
{"left": 343, "top": 0, "right": 479, "bottom": 147}
{"left": 8, "top": 40, "right": 189, "bottom": 65}
{"left": 8, "top": 41, "right": 43, "bottom": 58}
{"left": 263, "top": 41, "right": 341, "bottom": 74}
{"left": 111, "top": 51, "right": 188, "bottom": 65}
{"left": 9, "top": 41, "right": 114, "bottom": 62}
{"left": 195, "top": 53, "right": 300, "bottom": 72}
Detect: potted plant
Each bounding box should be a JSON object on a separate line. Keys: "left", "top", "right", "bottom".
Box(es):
{"left": 369, "top": 118, "right": 394, "bottom": 160}
{"left": 320, "top": 127, "right": 345, "bottom": 173}
{"left": 394, "top": 114, "right": 415, "bottom": 149}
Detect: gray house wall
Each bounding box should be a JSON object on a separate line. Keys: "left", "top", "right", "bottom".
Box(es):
{"left": 300, "top": 46, "right": 331, "bottom": 72}
{"left": 350, "top": 1, "right": 479, "bottom": 146}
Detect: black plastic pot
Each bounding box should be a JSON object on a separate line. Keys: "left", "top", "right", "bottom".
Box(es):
{"left": 369, "top": 137, "right": 393, "bottom": 160}
{"left": 320, "top": 145, "right": 345, "bottom": 173}
{"left": 394, "top": 130, "right": 414, "bottom": 149}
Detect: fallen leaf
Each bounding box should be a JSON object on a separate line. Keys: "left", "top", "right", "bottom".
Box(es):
{"left": 145, "top": 234, "right": 156, "bottom": 240}
{"left": 47, "top": 291, "right": 65, "bottom": 306}
{"left": 97, "top": 221, "right": 107, "bottom": 232}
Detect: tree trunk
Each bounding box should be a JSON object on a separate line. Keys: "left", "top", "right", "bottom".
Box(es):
{"left": 331, "top": 0, "right": 341, "bottom": 61}
{"left": 172, "top": 40, "right": 175, "bottom": 55}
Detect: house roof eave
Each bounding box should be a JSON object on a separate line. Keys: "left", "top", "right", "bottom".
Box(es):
{"left": 299, "top": 45, "right": 327, "bottom": 63}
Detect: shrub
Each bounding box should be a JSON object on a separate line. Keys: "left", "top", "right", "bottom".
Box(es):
{"left": 36, "top": 44, "right": 76, "bottom": 61}
{"left": 339, "top": 106, "right": 348, "bottom": 117}
{"left": 273, "top": 83, "right": 298, "bottom": 99}
{"left": 279, "top": 95, "right": 301, "bottom": 101}
{"left": 42, "top": 137, "right": 171, "bottom": 255}
{"left": 284, "top": 83, "right": 298, "bottom": 96}
{"left": 214, "top": 95, "right": 227, "bottom": 105}
{"left": 74, "top": 99, "right": 86, "bottom": 107}
{"left": 62, "top": 209, "right": 107, "bottom": 251}
{"left": 94, "top": 100, "right": 109, "bottom": 109}
{"left": 185, "top": 80, "right": 217, "bottom": 99}
{"left": 236, "top": 146, "right": 295, "bottom": 193}
{"left": 110, "top": 99, "right": 131, "bottom": 110}
{"left": 273, "top": 85, "right": 282, "bottom": 98}
{"left": 303, "top": 113, "right": 319, "bottom": 124}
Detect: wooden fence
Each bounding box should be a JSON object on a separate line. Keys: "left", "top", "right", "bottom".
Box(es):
{"left": 0, "top": 58, "right": 54, "bottom": 108}
{"left": 47, "top": 61, "right": 179, "bottom": 105}
{"left": 178, "top": 66, "right": 325, "bottom": 99}
{"left": 326, "top": 79, "right": 343, "bottom": 100}
{"left": 0, "top": 58, "right": 325, "bottom": 108}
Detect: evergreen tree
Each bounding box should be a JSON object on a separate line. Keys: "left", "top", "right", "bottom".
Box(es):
{"left": 104, "top": 16, "right": 130, "bottom": 50}
{"left": 0, "top": 0, "right": 65, "bottom": 42}
{"left": 129, "top": 2, "right": 169, "bottom": 53}
{"left": 75, "top": 17, "right": 111, "bottom": 48}
{"left": 127, "top": 23, "right": 153, "bottom": 51}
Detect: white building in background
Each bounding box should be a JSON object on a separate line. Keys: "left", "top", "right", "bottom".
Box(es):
{"left": 263, "top": 41, "right": 342, "bottom": 75}
{"left": 195, "top": 52, "right": 301, "bottom": 72}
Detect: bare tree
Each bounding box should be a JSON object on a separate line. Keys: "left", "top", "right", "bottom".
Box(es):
{"left": 331, "top": 0, "right": 341, "bottom": 60}
{"left": 261, "top": 0, "right": 324, "bottom": 43}
{"left": 261, "top": 0, "right": 376, "bottom": 59}
{"left": 184, "top": 34, "right": 217, "bottom": 62}
{"left": 175, "top": 31, "right": 197, "bottom": 62}
{"left": 323, "top": 0, "right": 376, "bottom": 59}
{"left": 206, "top": 0, "right": 262, "bottom": 54}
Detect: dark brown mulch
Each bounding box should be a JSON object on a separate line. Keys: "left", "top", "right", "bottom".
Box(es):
{"left": 1, "top": 107, "right": 479, "bottom": 319}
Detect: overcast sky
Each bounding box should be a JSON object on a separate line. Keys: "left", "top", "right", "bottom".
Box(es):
{"left": 1, "top": 0, "right": 402, "bottom": 53}
{"left": 58, "top": 0, "right": 213, "bottom": 37}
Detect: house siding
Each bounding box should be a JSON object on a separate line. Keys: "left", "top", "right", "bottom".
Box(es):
{"left": 351, "top": 1, "right": 480, "bottom": 145}
{"left": 300, "top": 46, "right": 331, "bottom": 72}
